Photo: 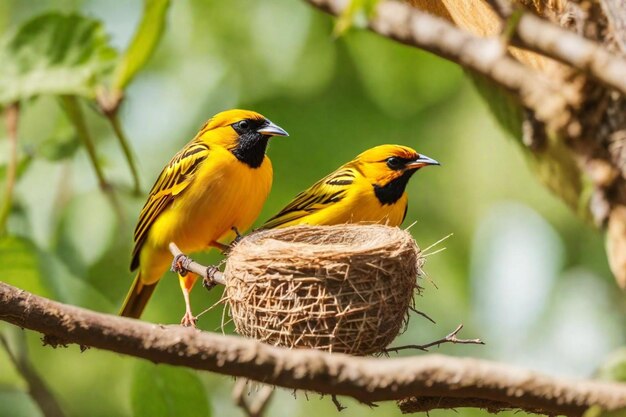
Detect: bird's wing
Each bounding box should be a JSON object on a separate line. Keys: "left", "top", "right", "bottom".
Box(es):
{"left": 262, "top": 164, "right": 357, "bottom": 229}
{"left": 130, "top": 140, "right": 210, "bottom": 270}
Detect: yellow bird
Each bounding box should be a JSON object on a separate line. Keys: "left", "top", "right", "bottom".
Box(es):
{"left": 262, "top": 145, "right": 438, "bottom": 229}
{"left": 120, "top": 109, "right": 288, "bottom": 326}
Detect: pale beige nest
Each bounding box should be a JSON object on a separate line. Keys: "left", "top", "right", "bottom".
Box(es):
{"left": 223, "top": 224, "right": 424, "bottom": 355}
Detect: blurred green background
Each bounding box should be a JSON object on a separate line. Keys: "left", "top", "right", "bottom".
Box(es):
{"left": 0, "top": 1, "right": 625, "bottom": 416}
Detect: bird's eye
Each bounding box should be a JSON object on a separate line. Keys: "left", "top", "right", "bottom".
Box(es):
{"left": 237, "top": 120, "right": 250, "bottom": 131}
{"left": 386, "top": 157, "right": 403, "bottom": 170}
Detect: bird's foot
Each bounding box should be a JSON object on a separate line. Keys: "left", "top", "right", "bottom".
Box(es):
{"left": 203, "top": 265, "right": 220, "bottom": 291}
{"left": 180, "top": 311, "right": 197, "bottom": 328}
{"left": 171, "top": 253, "right": 191, "bottom": 276}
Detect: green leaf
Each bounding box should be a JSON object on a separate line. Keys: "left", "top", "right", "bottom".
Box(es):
{"left": 52, "top": 191, "right": 117, "bottom": 278}
{"left": 131, "top": 362, "right": 210, "bottom": 417}
{"left": 86, "top": 233, "right": 134, "bottom": 305}
{"left": 0, "top": 201, "right": 31, "bottom": 238}
{"left": 0, "top": 12, "right": 117, "bottom": 105}
{"left": 37, "top": 116, "right": 80, "bottom": 161}
{"left": 0, "top": 236, "right": 49, "bottom": 296}
{"left": 112, "top": 0, "right": 171, "bottom": 91}
{"left": 39, "top": 251, "right": 113, "bottom": 311}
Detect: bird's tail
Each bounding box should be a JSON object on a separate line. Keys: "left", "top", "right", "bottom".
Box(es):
{"left": 119, "top": 272, "right": 157, "bottom": 319}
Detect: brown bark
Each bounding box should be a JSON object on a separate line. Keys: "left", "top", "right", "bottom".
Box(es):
{"left": 1, "top": 282, "right": 625, "bottom": 416}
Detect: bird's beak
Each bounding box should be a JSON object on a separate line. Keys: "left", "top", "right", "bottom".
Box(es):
{"left": 257, "top": 120, "right": 289, "bottom": 137}
{"left": 405, "top": 154, "right": 440, "bottom": 169}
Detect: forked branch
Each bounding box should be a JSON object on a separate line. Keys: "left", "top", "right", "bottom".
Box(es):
{"left": 384, "top": 324, "right": 484, "bottom": 353}
{"left": 484, "top": 0, "right": 626, "bottom": 94}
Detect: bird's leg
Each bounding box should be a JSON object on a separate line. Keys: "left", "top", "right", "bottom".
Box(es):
{"left": 210, "top": 240, "right": 230, "bottom": 252}
{"left": 231, "top": 226, "right": 244, "bottom": 245}
{"left": 210, "top": 227, "right": 246, "bottom": 256}
{"left": 178, "top": 272, "right": 198, "bottom": 327}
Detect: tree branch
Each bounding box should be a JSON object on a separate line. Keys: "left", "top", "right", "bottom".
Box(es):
{"left": 95, "top": 88, "right": 141, "bottom": 196}
{"left": 60, "top": 96, "right": 125, "bottom": 223}
{"left": 601, "top": 0, "right": 626, "bottom": 53}
{"left": 384, "top": 324, "right": 484, "bottom": 353}
{"left": 399, "top": 396, "right": 549, "bottom": 415}
{"left": 305, "top": 0, "right": 577, "bottom": 131}
{"left": 485, "top": 0, "right": 626, "bottom": 94}
{"left": 168, "top": 242, "right": 226, "bottom": 287}
{"left": 105, "top": 112, "right": 141, "bottom": 196}
{"left": 1, "top": 282, "right": 625, "bottom": 416}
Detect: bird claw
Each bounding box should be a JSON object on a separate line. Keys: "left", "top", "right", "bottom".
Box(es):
{"left": 203, "top": 266, "right": 220, "bottom": 291}
{"left": 180, "top": 311, "right": 197, "bottom": 328}
{"left": 171, "top": 253, "right": 191, "bottom": 276}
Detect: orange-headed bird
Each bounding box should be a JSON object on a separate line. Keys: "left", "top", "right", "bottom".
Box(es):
{"left": 262, "top": 145, "right": 438, "bottom": 229}
{"left": 121, "top": 109, "right": 288, "bottom": 326}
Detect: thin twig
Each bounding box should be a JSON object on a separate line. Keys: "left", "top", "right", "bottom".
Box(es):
{"left": 105, "top": 113, "right": 141, "bottom": 196}
{"left": 409, "top": 306, "right": 436, "bottom": 324}
{"left": 96, "top": 86, "right": 140, "bottom": 195}
{"left": 0, "top": 103, "right": 19, "bottom": 236}
{"left": 60, "top": 96, "right": 125, "bottom": 222}
{"left": 484, "top": 0, "right": 626, "bottom": 94}
{"left": 0, "top": 333, "right": 67, "bottom": 417}
{"left": 384, "top": 324, "right": 484, "bottom": 353}
{"left": 168, "top": 242, "right": 226, "bottom": 286}
{"left": 331, "top": 395, "right": 346, "bottom": 412}
{"left": 1, "top": 282, "right": 625, "bottom": 416}
{"left": 60, "top": 97, "right": 108, "bottom": 191}
{"left": 233, "top": 379, "right": 275, "bottom": 417}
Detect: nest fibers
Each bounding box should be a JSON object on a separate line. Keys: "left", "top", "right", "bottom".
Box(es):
{"left": 223, "top": 224, "right": 424, "bottom": 356}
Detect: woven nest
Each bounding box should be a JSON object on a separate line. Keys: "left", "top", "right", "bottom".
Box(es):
{"left": 223, "top": 224, "right": 424, "bottom": 356}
